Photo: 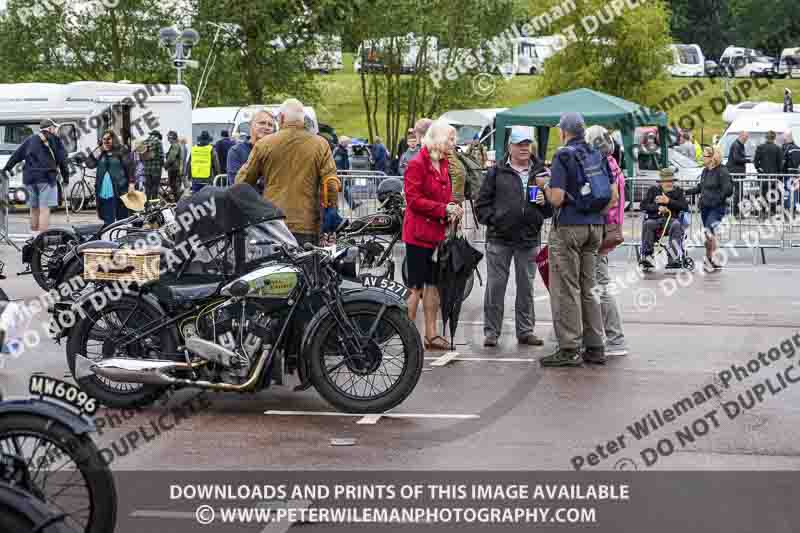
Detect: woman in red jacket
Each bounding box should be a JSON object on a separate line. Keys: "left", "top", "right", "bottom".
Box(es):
{"left": 403, "top": 120, "right": 463, "bottom": 351}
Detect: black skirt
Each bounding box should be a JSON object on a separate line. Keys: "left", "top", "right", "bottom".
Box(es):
{"left": 405, "top": 243, "right": 436, "bottom": 289}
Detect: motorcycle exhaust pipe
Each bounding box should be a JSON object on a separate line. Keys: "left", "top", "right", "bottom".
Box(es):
{"left": 74, "top": 355, "right": 193, "bottom": 386}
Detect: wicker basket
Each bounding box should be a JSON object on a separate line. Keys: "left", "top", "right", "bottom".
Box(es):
{"left": 83, "top": 248, "right": 161, "bottom": 283}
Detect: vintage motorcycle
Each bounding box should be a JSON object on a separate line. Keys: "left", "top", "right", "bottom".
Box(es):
{"left": 0, "top": 288, "right": 116, "bottom": 533}
{"left": 336, "top": 178, "right": 475, "bottom": 301}
{"left": 60, "top": 184, "right": 424, "bottom": 413}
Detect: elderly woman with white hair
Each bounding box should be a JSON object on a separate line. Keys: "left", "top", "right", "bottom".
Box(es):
{"left": 402, "top": 119, "right": 463, "bottom": 350}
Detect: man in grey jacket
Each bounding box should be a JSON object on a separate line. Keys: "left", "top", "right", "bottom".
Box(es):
{"left": 399, "top": 118, "right": 432, "bottom": 176}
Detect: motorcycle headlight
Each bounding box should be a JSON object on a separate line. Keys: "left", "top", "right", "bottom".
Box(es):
{"left": 333, "top": 246, "right": 360, "bottom": 279}
{"left": 14, "top": 190, "right": 26, "bottom": 202}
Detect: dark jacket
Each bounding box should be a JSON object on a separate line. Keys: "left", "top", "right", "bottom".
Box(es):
{"left": 214, "top": 137, "right": 235, "bottom": 173}
{"left": 4, "top": 131, "right": 69, "bottom": 186}
{"left": 641, "top": 185, "right": 688, "bottom": 220}
{"left": 372, "top": 143, "right": 388, "bottom": 172}
{"left": 727, "top": 139, "right": 748, "bottom": 175}
{"left": 475, "top": 159, "right": 552, "bottom": 247}
{"left": 333, "top": 145, "right": 350, "bottom": 171}
{"left": 165, "top": 143, "right": 183, "bottom": 176}
{"left": 686, "top": 165, "right": 733, "bottom": 209}
{"left": 754, "top": 141, "right": 784, "bottom": 174}
{"left": 784, "top": 142, "right": 800, "bottom": 172}
{"left": 86, "top": 147, "right": 134, "bottom": 192}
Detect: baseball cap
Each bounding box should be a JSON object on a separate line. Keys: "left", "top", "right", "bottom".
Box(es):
{"left": 39, "top": 119, "right": 60, "bottom": 130}
{"left": 509, "top": 126, "right": 533, "bottom": 144}
{"left": 557, "top": 112, "right": 585, "bottom": 136}
{"left": 658, "top": 167, "right": 676, "bottom": 181}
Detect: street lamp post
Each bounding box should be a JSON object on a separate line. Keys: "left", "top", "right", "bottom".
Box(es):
{"left": 159, "top": 27, "right": 200, "bottom": 84}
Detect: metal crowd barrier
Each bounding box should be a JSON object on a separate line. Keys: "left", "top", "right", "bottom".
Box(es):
{"left": 337, "top": 172, "right": 800, "bottom": 262}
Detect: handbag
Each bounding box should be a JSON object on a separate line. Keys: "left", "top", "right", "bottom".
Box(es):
{"left": 599, "top": 182, "right": 625, "bottom": 255}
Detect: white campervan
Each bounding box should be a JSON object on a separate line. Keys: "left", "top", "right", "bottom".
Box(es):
{"left": 777, "top": 47, "right": 800, "bottom": 79}
{"left": 719, "top": 47, "right": 776, "bottom": 78}
{"left": 354, "top": 34, "right": 439, "bottom": 74}
{"left": 721, "top": 101, "right": 785, "bottom": 125}
{"left": 668, "top": 44, "right": 705, "bottom": 77}
{"left": 0, "top": 81, "right": 192, "bottom": 208}
{"left": 719, "top": 113, "right": 800, "bottom": 174}
{"left": 438, "top": 108, "right": 508, "bottom": 166}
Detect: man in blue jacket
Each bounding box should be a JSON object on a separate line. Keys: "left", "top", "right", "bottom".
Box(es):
{"left": 226, "top": 110, "right": 275, "bottom": 189}
{"left": 372, "top": 136, "right": 388, "bottom": 173}
{"left": 2, "top": 119, "right": 70, "bottom": 237}
{"left": 214, "top": 130, "right": 235, "bottom": 175}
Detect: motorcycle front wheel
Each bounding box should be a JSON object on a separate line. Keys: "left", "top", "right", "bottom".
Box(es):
{"left": 308, "top": 301, "right": 423, "bottom": 413}
{"left": 0, "top": 414, "right": 116, "bottom": 533}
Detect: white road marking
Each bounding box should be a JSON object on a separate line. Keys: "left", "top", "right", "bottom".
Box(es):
{"left": 425, "top": 356, "right": 536, "bottom": 363}
{"left": 265, "top": 410, "right": 479, "bottom": 422}
{"left": 430, "top": 351, "right": 459, "bottom": 367}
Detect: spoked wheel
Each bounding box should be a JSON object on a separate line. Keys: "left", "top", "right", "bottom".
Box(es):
{"left": 30, "top": 231, "right": 77, "bottom": 291}
{"left": 309, "top": 302, "right": 423, "bottom": 413}
{"left": 0, "top": 415, "right": 116, "bottom": 533}
{"left": 68, "top": 182, "right": 90, "bottom": 212}
{"left": 683, "top": 257, "right": 695, "bottom": 271}
{"left": 66, "top": 294, "right": 174, "bottom": 409}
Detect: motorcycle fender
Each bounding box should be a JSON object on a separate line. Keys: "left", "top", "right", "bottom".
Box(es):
{"left": 76, "top": 240, "right": 122, "bottom": 254}
{"left": 298, "top": 289, "right": 407, "bottom": 370}
{"left": 0, "top": 399, "right": 95, "bottom": 434}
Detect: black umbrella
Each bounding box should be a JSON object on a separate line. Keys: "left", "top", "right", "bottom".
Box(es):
{"left": 436, "top": 223, "right": 484, "bottom": 350}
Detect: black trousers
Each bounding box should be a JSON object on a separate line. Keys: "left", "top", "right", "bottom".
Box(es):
{"left": 145, "top": 174, "right": 161, "bottom": 201}
{"left": 168, "top": 170, "right": 181, "bottom": 200}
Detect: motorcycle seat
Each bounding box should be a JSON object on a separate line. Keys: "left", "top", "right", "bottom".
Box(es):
{"left": 152, "top": 277, "right": 223, "bottom": 308}
{"left": 74, "top": 224, "right": 105, "bottom": 238}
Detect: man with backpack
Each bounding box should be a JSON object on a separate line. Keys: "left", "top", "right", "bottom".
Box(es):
{"left": 2, "top": 119, "right": 70, "bottom": 237}
{"left": 475, "top": 126, "right": 552, "bottom": 348}
{"left": 537, "top": 112, "right": 618, "bottom": 367}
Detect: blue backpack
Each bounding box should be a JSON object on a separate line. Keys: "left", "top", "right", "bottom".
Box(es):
{"left": 563, "top": 145, "right": 612, "bottom": 213}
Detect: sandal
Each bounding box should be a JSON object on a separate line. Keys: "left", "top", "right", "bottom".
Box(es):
{"left": 424, "top": 336, "right": 450, "bottom": 351}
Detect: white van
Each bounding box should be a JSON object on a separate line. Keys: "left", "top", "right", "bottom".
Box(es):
{"left": 305, "top": 35, "right": 344, "bottom": 73}
{"left": 0, "top": 81, "right": 192, "bottom": 208}
{"left": 777, "top": 47, "right": 800, "bottom": 78}
{"left": 719, "top": 113, "right": 800, "bottom": 173}
{"left": 668, "top": 44, "right": 705, "bottom": 77}
{"left": 719, "top": 46, "right": 776, "bottom": 78}
{"left": 722, "top": 101, "right": 785, "bottom": 125}
{"left": 354, "top": 34, "right": 439, "bottom": 74}
{"left": 192, "top": 104, "right": 319, "bottom": 144}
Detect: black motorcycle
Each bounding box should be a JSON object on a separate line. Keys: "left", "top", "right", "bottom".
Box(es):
{"left": 59, "top": 184, "right": 424, "bottom": 414}
{"left": 336, "top": 178, "right": 475, "bottom": 301}
{"left": 0, "top": 289, "right": 116, "bottom": 533}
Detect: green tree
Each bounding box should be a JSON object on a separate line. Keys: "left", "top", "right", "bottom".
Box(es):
{"left": 669, "top": 0, "right": 732, "bottom": 60}
{"left": 727, "top": 0, "right": 800, "bottom": 56}
{"left": 0, "top": 0, "right": 178, "bottom": 83}
{"left": 531, "top": 0, "right": 673, "bottom": 105}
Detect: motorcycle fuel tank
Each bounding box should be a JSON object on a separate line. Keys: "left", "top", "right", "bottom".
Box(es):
{"left": 222, "top": 263, "right": 301, "bottom": 299}
{"left": 345, "top": 212, "right": 401, "bottom": 235}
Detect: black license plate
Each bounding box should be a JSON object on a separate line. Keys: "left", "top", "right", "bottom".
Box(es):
{"left": 28, "top": 375, "right": 97, "bottom": 416}
{"left": 361, "top": 275, "right": 410, "bottom": 300}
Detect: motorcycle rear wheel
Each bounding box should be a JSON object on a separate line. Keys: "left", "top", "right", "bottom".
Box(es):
{"left": 309, "top": 301, "right": 423, "bottom": 413}
{"left": 0, "top": 414, "right": 116, "bottom": 533}
{"left": 30, "top": 230, "right": 76, "bottom": 292}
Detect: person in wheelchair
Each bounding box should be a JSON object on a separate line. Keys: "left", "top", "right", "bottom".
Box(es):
{"left": 640, "top": 168, "right": 689, "bottom": 269}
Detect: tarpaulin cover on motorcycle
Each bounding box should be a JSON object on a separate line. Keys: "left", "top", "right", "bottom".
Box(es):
{"left": 173, "top": 184, "right": 286, "bottom": 244}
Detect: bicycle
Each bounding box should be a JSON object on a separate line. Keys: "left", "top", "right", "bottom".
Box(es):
{"left": 68, "top": 163, "right": 95, "bottom": 212}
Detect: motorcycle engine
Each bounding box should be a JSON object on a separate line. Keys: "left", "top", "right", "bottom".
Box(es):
{"left": 182, "top": 301, "right": 276, "bottom": 383}
{"left": 356, "top": 241, "right": 389, "bottom": 278}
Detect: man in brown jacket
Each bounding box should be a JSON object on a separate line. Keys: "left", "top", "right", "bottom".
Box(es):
{"left": 236, "top": 98, "right": 339, "bottom": 247}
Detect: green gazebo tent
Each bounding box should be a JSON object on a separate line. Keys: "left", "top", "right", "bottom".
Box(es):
{"left": 493, "top": 88, "right": 670, "bottom": 177}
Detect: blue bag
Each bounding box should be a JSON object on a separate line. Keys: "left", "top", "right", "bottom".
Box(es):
{"left": 564, "top": 146, "right": 613, "bottom": 213}
{"left": 322, "top": 207, "right": 343, "bottom": 234}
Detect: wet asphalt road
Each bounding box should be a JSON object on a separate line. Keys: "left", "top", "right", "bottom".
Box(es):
{"left": 1, "top": 211, "right": 799, "bottom": 476}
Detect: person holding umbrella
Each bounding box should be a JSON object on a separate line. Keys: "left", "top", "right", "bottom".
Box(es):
{"left": 475, "top": 126, "right": 551, "bottom": 348}
{"left": 402, "top": 120, "right": 463, "bottom": 351}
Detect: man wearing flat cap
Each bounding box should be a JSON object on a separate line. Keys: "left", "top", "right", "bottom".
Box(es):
{"left": 640, "top": 167, "right": 689, "bottom": 269}
{"left": 536, "top": 112, "right": 618, "bottom": 367}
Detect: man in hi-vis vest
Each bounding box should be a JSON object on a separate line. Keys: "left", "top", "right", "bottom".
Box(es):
{"left": 188, "top": 130, "right": 221, "bottom": 193}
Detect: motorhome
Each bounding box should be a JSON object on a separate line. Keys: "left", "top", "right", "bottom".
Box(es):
{"left": 668, "top": 44, "right": 705, "bottom": 77}
{"left": 719, "top": 113, "right": 800, "bottom": 173}
{"left": 192, "top": 105, "right": 319, "bottom": 143}
{"left": 305, "top": 35, "right": 344, "bottom": 73}
{"left": 719, "top": 47, "right": 776, "bottom": 78}
{"left": 0, "top": 81, "right": 192, "bottom": 208}
{"left": 722, "top": 101, "right": 785, "bottom": 125}
{"left": 777, "top": 47, "right": 800, "bottom": 79}
{"left": 354, "top": 34, "right": 439, "bottom": 74}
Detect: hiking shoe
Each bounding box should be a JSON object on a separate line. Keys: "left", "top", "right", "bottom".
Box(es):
{"left": 518, "top": 334, "right": 544, "bottom": 346}
{"left": 583, "top": 347, "right": 608, "bottom": 365}
{"left": 665, "top": 260, "right": 682, "bottom": 270}
{"left": 483, "top": 336, "right": 498, "bottom": 347}
{"left": 639, "top": 256, "right": 654, "bottom": 268}
{"left": 540, "top": 349, "right": 582, "bottom": 367}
